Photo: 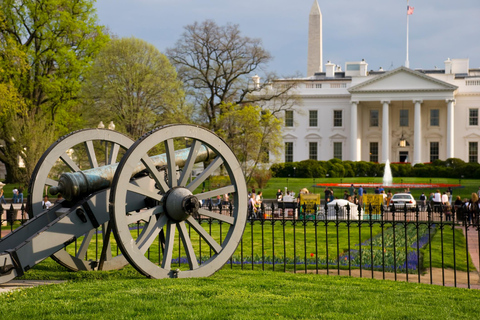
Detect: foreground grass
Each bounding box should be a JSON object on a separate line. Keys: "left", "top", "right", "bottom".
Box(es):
{"left": 4, "top": 269, "right": 480, "bottom": 319}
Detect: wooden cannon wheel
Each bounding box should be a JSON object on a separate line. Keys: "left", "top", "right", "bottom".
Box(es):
{"left": 27, "top": 129, "right": 134, "bottom": 271}
{"left": 110, "top": 125, "right": 247, "bottom": 278}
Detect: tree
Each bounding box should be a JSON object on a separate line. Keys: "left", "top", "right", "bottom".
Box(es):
{"left": 0, "top": 0, "right": 108, "bottom": 182}
{"left": 167, "top": 20, "right": 297, "bottom": 131}
{"left": 216, "top": 103, "right": 282, "bottom": 184}
{"left": 81, "top": 37, "right": 188, "bottom": 139}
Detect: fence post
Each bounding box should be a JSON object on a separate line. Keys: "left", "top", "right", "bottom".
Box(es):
{"left": 7, "top": 203, "right": 15, "bottom": 227}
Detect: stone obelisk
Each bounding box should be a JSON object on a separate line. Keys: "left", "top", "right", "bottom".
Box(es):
{"left": 307, "top": 0, "right": 322, "bottom": 77}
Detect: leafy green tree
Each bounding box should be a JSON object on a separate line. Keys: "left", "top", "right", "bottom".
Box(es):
{"left": 0, "top": 0, "right": 108, "bottom": 182}
{"left": 81, "top": 37, "right": 187, "bottom": 139}
{"left": 217, "top": 103, "right": 282, "bottom": 183}
{"left": 167, "top": 20, "right": 297, "bottom": 131}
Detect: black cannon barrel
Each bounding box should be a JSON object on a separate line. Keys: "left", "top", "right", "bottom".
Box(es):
{"left": 50, "top": 145, "right": 214, "bottom": 201}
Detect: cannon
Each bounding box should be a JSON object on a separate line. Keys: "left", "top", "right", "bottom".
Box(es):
{"left": 0, "top": 125, "right": 247, "bottom": 283}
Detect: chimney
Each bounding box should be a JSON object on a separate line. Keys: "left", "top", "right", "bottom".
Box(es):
{"left": 325, "top": 61, "right": 335, "bottom": 77}
{"left": 360, "top": 59, "right": 368, "bottom": 76}
{"left": 445, "top": 58, "right": 452, "bottom": 74}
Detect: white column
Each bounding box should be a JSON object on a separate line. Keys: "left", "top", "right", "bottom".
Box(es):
{"left": 413, "top": 100, "right": 423, "bottom": 165}
{"left": 350, "top": 101, "right": 358, "bottom": 161}
{"left": 446, "top": 99, "right": 455, "bottom": 159}
{"left": 382, "top": 101, "right": 390, "bottom": 163}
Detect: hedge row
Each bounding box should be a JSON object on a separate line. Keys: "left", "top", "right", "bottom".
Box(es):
{"left": 270, "top": 158, "right": 480, "bottom": 179}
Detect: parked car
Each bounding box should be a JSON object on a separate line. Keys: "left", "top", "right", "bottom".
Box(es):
{"left": 390, "top": 193, "right": 417, "bottom": 210}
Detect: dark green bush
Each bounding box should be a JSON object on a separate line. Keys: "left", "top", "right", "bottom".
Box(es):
{"left": 270, "top": 158, "right": 480, "bottom": 179}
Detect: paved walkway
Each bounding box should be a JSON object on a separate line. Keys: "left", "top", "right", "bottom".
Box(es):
{"left": 0, "top": 280, "right": 65, "bottom": 293}
{"left": 457, "top": 226, "right": 480, "bottom": 273}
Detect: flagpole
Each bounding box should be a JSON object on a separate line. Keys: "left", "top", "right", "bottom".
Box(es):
{"left": 405, "top": 0, "right": 410, "bottom": 68}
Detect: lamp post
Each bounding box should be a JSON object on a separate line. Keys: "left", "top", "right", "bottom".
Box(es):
{"left": 293, "top": 167, "right": 296, "bottom": 178}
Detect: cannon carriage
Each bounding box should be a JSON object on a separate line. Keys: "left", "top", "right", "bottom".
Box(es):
{"left": 0, "top": 125, "right": 247, "bottom": 284}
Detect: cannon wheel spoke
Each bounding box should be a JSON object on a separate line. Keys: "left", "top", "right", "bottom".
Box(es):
{"left": 27, "top": 129, "right": 134, "bottom": 272}
{"left": 110, "top": 124, "right": 247, "bottom": 279}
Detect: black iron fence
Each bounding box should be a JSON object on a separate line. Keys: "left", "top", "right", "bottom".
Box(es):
{"left": 1, "top": 201, "right": 478, "bottom": 289}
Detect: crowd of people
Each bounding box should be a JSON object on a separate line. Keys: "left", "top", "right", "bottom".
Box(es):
{"left": 0, "top": 183, "right": 25, "bottom": 205}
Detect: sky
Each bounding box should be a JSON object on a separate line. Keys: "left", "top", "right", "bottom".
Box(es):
{"left": 94, "top": 0, "right": 480, "bottom": 78}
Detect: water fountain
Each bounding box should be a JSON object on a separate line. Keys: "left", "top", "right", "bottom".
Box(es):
{"left": 383, "top": 159, "right": 393, "bottom": 186}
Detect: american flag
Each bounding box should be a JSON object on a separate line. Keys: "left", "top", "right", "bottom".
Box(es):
{"left": 407, "top": 5, "right": 414, "bottom": 15}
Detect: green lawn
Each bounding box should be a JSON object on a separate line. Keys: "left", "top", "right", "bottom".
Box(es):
{"left": 48, "top": 221, "right": 474, "bottom": 275}
{"left": 4, "top": 269, "right": 480, "bottom": 319}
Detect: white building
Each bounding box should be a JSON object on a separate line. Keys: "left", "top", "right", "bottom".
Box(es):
{"left": 271, "top": 1, "right": 480, "bottom": 165}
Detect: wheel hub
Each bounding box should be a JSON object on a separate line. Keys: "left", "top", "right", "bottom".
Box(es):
{"left": 164, "top": 187, "right": 199, "bottom": 222}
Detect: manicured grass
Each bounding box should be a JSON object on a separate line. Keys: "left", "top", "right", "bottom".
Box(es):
{"left": 5, "top": 269, "right": 480, "bottom": 319}
{"left": 260, "top": 177, "right": 480, "bottom": 201}
{"left": 424, "top": 226, "right": 476, "bottom": 271}
{"left": 51, "top": 221, "right": 473, "bottom": 275}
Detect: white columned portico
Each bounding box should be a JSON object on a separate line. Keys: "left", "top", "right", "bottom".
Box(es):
{"left": 446, "top": 99, "right": 455, "bottom": 159}
{"left": 350, "top": 101, "right": 359, "bottom": 161}
{"left": 413, "top": 100, "right": 423, "bottom": 165}
{"left": 381, "top": 100, "right": 390, "bottom": 162}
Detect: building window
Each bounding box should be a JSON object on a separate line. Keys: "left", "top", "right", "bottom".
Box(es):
{"left": 400, "top": 109, "right": 409, "bottom": 127}
{"left": 309, "top": 110, "right": 318, "bottom": 127}
{"left": 469, "top": 142, "right": 478, "bottom": 163}
{"left": 370, "top": 110, "right": 379, "bottom": 127}
{"left": 333, "top": 142, "right": 342, "bottom": 160}
{"left": 369, "top": 142, "right": 378, "bottom": 162}
{"left": 285, "top": 142, "right": 293, "bottom": 162}
{"left": 285, "top": 110, "right": 294, "bottom": 127}
{"left": 333, "top": 110, "right": 342, "bottom": 127}
{"left": 430, "top": 109, "right": 439, "bottom": 126}
{"left": 469, "top": 109, "right": 478, "bottom": 126}
{"left": 430, "top": 142, "right": 439, "bottom": 162}
{"left": 309, "top": 142, "right": 318, "bottom": 160}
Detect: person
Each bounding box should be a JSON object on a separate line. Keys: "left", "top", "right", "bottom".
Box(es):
{"left": 477, "top": 186, "right": 480, "bottom": 199}
{"left": 12, "top": 188, "right": 18, "bottom": 203}
{"left": 42, "top": 196, "right": 52, "bottom": 209}
{"left": 374, "top": 187, "right": 380, "bottom": 194}
{"left": 55, "top": 194, "right": 64, "bottom": 204}
{"left": 248, "top": 194, "right": 257, "bottom": 218}
{"left": 444, "top": 201, "right": 452, "bottom": 221}
{"left": 283, "top": 191, "right": 294, "bottom": 202}
{"left": 469, "top": 193, "right": 479, "bottom": 226}
{"left": 454, "top": 195, "right": 463, "bottom": 207}
{"left": 255, "top": 191, "right": 263, "bottom": 205}
{"left": 324, "top": 187, "right": 331, "bottom": 204}
{"left": 447, "top": 187, "right": 453, "bottom": 204}
{"left": 419, "top": 192, "right": 427, "bottom": 212}
{"left": 0, "top": 187, "right": 7, "bottom": 205}
{"left": 385, "top": 189, "right": 391, "bottom": 203}
{"left": 16, "top": 186, "right": 24, "bottom": 203}
{"left": 433, "top": 189, "right": 442, "bottom": 210}
{"left": 348, "top": 184, "right": 355, "bottom": 197}
{"left": 204, "top": 189, "right": 212, "bottom": 207}
{"left": 329, "top": 188, "right": 335, "bottom": 202}
{"left": 352, "top": 192, "right": 358, "bottom": 204}
{"left": 428, "top": 193, "right": 434, "bottom": 207}
{"left": 343, "top": 190, "right": 349, "bottom": 200}
{"left": 223, "top": 193, "right": 230, "bottom": 206}
{"left": 379, "top": 186, "right": 384, "bottom": 194}
{"left": 276, "top": 189, "right": 283, "bottom": 201}
{"left": 358, "top": 185, "right": 364, "bottom": 206}
{"left": 442, "top": 192, "right": 449, "bottom": 205}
